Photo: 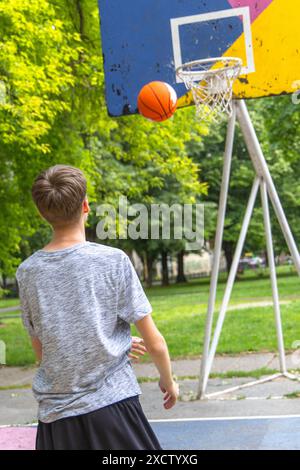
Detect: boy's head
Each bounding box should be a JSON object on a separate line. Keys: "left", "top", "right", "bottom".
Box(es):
{"left": 32, "top": 165, "right": 89, "bottom": 228}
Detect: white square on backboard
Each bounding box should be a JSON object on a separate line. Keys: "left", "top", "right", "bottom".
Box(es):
{"left": 170, "top": 7, "right": 255, "bottom": 83}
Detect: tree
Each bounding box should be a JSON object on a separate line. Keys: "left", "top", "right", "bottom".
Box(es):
{"left": 187, "top": 94, "right": 300, "bottom": 274}
{"left": 187, "top": 120, "right": 264, "bottom": 273}
{"left": 0, "top": 0, "right": 209, "bottom": 296}
{"left": 0, "top": 0, "right": 84, "bottom": 285}
{"left": 247, "top": 96, "right": 300, "bottom": 253}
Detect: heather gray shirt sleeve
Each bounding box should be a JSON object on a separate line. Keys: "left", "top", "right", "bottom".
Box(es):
{"left": 16, "top": 270, "right": 36, "bottom": 337}
{"left": 118, "top": 254, "right": 152, "bottom": 324}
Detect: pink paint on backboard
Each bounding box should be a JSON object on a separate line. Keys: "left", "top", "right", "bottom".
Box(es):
{"left": 227, "top": 0, "right": 274, "bottom": 22}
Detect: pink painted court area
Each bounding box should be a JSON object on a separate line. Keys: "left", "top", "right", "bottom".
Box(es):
{"left": 0, "top": 426, "right": 36, "bottom": 450}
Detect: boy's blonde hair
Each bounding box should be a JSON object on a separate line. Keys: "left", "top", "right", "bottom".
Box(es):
{"left": 31, "top": 165, "right": 87, "bottom": 226}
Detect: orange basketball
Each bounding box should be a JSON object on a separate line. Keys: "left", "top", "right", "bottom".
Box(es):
{"left": 137, "top": 81, "right": 177, "bottom": 122}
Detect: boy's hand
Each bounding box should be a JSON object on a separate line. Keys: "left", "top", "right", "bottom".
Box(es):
{"left": 159, "top": 379, "right": 179, "bottom": 410}
{"left": 129, "top": 336, "right": 147, "bottom": 363}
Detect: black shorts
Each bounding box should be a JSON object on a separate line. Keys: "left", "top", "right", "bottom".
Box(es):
{"left": 36, "top": 395, "right": 162, "bottom": 450}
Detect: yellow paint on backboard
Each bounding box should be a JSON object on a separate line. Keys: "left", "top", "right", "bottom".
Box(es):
{"left": 178, "top": 0, "right": 300, "bottom": 107}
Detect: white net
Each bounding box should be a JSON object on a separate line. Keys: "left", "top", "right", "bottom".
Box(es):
{"left": 176, "top": 57, "right": 242, "bottom": 123}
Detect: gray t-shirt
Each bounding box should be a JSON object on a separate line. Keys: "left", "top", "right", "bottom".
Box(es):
{"left": 16, "top": 242, "right": 152, "bottom": 423}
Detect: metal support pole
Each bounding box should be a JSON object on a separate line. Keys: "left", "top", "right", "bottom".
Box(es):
{"left": 260, "top": 179, "right": 287, "bottom": 373}
{"left": 197, "top": 99, "right": 299, "bottom": 400}
{"left": 236, "top": 100, "right": 300, "bottom": 275}
{"left": 206, "top": 373, "right": 283, "bottom": 399}
{"left": 197, "top": 104, "right": 236, "bottom": 399}
{"left": 200, "top": 177, "right": 260, "bottom": 393}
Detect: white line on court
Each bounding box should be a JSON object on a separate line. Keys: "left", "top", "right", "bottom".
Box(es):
{"left": 1, "top": 415, "right": 300, "bottom": 428}
{"left": 0, "top": 423, "right": 38, "bottom": 428}
{"left": 149, "top": 414, "right": 300, "bottom": 423}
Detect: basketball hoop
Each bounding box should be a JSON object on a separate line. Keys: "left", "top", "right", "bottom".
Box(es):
{"left": 176, "top": 57, "right": 242, "bottom": 122}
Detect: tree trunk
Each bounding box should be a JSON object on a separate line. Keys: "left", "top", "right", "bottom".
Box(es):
{"left": 142, "top": 254, "right": 147, "bottom": 283}
{"left": 144, "top": 252, "right": 153, "bottom": 288}
{"left": 2, "top": 274, "right": 7, "bottom": 290}
{"left": 264, "top": 249, "right": 269, "bottom": 268}
{"left": 223, "top": 241, "right": 234, "bottom": 275}
{"left": 161, "top": 251, "right": 169, "bottom": 286}
{"left": 176, "top": 250, "right": 187, "bottom": 283}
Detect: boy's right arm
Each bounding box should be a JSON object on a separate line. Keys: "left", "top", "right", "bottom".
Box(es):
{"left": 135, "top": 314, "right": 179, "bottom": 409}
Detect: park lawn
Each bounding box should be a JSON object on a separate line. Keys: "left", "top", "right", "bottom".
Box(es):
{"left": 0, "top": 317, "right": 36, "bottom": 366}
{"left": 0, "top": 298, "right": 20, "bottom": 309}
{"left": 145, "top": 268, "right": 300, "bottom": 307}
{"left": 132, "top": 300, "right": 300, "bottom": 360}
{"left": 0, "top": 269, "right": 299, "bottom": 366}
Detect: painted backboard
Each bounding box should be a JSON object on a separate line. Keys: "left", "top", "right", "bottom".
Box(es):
{"left": 98, "top": 0, "right": 300, "bottom": 117}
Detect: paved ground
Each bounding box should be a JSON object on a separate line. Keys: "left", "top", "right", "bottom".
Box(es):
{"left": 1, "top": 375, "right": 300, "bottom": 426}
{"left": 1, "top": 353, "right": 300, "bottom": 449}
{"left": 1, "top": 353, "right": 300, "bottom": 425}
{"left": 134, "top": 352, "right": 300, "bottom": 378}
{"left": 0, "top": 426, "right": 37, "bottom": 450}
{"left": 140, "top": 377, "right": 300, "bottom": 420}
{"left": 2, "top": 351, "right": 300, "bottom": 387}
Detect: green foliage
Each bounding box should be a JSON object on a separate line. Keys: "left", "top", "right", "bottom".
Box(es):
{"left": 0, "top": 0, "right": 80, "bottom": 152}
{"left": 0, "top": 0, "right": 208, "bottom": 293}
{"left": 247, "top": 96, "right": 300, "bottom": 251}
{"left": 188, "top": 95, "right": 300, "bottom": 268}
{"left": 187, "top": 120, "right": 265, "bottom": 261}
{"left": 2, "top": 0, "right": 298, "bottom": 290}
{"left": 0, "top": 0, "right": 85, "bottom": 289}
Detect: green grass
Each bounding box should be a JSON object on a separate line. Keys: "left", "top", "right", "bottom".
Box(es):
{"left": 209, "top": 367, "right": 281, "bottom": 380}
{"left": 0, "top": 383, "right": 32, "bottom": 391}
{"left": 137, "top": 368, "right": 288, "bottom": 383}
{"left": 0, "top": 317, "right": 36, "bottom": 366}
{"left": 136, "top": 269, "right": 300, "bottom": 360}
{"left": 0, "top": 268, "right": 299, "bottom": 366}
{"left": 145, "top": 266, "right": 300, "bottom": 306}
{"left": 133, "top": 301, "right": 300, "bottom": 360}
{"left": 285, "top": 391, "right": 300, "bottom": 399}
{"left": 0, "top": 298, "right": 20, "bottom": 309}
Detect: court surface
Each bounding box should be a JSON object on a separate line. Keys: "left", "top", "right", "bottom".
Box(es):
{"left": 1, "top": 415, "right": 300, "bottom": 450}
{"left": 151, "top": 415, "right": 300, "bottom": 450}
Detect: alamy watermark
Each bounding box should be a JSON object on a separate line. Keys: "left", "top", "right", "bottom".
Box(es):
{"left": 95, "top": 196, "right": 204, "bottom": 251}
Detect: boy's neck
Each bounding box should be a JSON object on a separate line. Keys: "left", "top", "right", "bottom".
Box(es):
{"left": 43, "top": 224, "right": 86, "bottom": 252}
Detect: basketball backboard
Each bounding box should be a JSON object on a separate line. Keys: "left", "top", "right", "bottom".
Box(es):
{"left": 98, "top": 0, "right": 299, "bottom": 117}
